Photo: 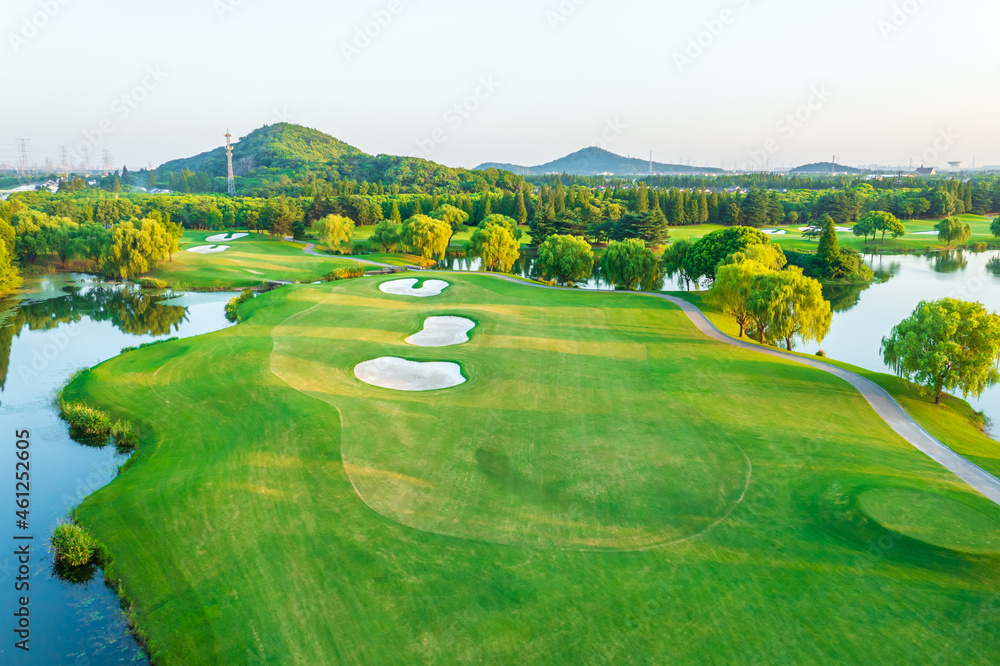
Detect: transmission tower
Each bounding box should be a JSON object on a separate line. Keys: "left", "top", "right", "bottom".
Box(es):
{"left": 225, "top": 128, "right": 236, "bottom": 196}
{"left": 101, "top": 150, "right": 114, "bottom": 175}
{"left": 59, "top": 146, "right": 69, "bottom": 177}
{"left": 17, "top": 139, "right": 29, "bottom": 176}
{"left": 82, "top": 147, "right": 91, "bottom": 174}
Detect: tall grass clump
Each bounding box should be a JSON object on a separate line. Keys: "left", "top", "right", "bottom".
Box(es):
{"left": 61, "top": 403, "right": 112, "bottom": 440}
{"left": 51, "top": 523, "right": 98, "bottom": 567}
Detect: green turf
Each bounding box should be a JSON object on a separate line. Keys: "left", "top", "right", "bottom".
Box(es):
{"left": 857, "top": 487, "right": 1000, "bottom": 555}
{"left": 673, "top": 291, "right": 1000, "bottom": 478}
{"left": 149, "top": 231, "right": 365, "bottom": 289}
{"left": 663, "top": 215, "right": 999, "bottom": 253}
{"left": 69, "top": 274, "right": 1000, "bottom": 664}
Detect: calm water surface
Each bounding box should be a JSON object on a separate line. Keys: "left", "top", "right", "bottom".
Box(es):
{"left": 0, "top": 274, "right": 236, "bottom": 664}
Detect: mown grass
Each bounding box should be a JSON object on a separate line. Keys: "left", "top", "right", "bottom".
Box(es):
{"left": 149, "top": 231, "right": 365, "bottom": 289}
{"left": 674, "top": 290, "right": 1000, "bottom": 478}
{"left": 69, "top": 274, "right": 1000, "bottom": 664}
{"left": 665, "top": 214, "right": 999, "bottom": 253}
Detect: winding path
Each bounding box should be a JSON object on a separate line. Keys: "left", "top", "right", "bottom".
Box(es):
{"left": 289, "top": 246, "right": 1000, "bottom": 505}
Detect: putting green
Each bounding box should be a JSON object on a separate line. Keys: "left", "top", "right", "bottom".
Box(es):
{"left": 270, "top": 277, "right": 751, "bottom": 550}
{"left": 858, "top": 487, "right": 1000, "bottom": 555}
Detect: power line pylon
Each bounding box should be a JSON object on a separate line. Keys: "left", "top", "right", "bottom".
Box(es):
{"left": 59, "top": 146, "right": 69, "bottom": 177}
{"left": 225, "top": 128, "right": 236, "bottom": 196}
{"left": 17, "top": 139, "right": 29, "bottom": 177}
{"left": 101, "top": 150, "right": 114, "bottom": 175}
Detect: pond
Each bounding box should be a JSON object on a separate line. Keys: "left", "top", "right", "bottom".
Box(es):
{"left": 814, "top": 251, "right": 1000, "bottom": 430}
{"left": 0, "top": 274, "right": 236, "bottom": 664}
{"left": 441, "top": 250, "right": 1000, "bottom": 431}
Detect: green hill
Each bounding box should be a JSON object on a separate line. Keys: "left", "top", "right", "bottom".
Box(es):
{"left": 157, "top": 124, "right": 364, "bottom": 177}
{"left": 789, "top": 162, "right": 866, "bottom": 176}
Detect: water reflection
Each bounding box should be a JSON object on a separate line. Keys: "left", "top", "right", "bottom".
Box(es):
{"left": 0, "top": 286, "right": 188, "bottom": 390}
{"left": 933, "top": 250, "right": 969, "bottom": 274}
{"left": 437, "top": 252, "right": 665, "bottom": 291}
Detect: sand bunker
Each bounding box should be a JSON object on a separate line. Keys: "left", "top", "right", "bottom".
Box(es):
{"left": 406, "top": 317, "right": 475, "bottom": 347}
{"left": 355, "top": 357, "right": 466, "bottom": 391}
{"left": 206, "top": 232, "right": 249, "bottom": 242}
{"left": 379, "top": 278, "right": 450, "bottom": 298}
{"left": 798, "top": 226, "right": 852, "bottom": 233}
{"left": 761, "top": 229, "right": 787, "bottom": 235}
{"left": 187, "top": 245, "right": 231, "bottom": 254}
{"left": 913, "top": 231, "right": 940, "bottom": 236}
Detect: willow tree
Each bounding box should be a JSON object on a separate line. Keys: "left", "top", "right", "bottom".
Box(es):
{"left": 935, "top": 217, "right": 972, "bottom": 246}
{"left": 601, "top": 238, "right": 658, "bottom": 291}
{"left": 710, "top": 257, "right": 774, "bottom": 338}
{"left": 881, "top": 298, "right": 1000, "bottom": 404}
{"left": 315, "top": 214, "right": 354, "bottom": 253}
{"left": 467, "top": 224, "right": 519, "bottom": 273}
{"left": 750, "top": 267, "right": 831, "bottom": 351}
{"left": 401, "top": 215, "right": 450, "bottom": 261}
{"left": 536, "top": 234, "right": 593, "bottom": 286}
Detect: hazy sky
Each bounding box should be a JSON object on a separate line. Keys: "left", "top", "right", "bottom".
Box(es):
{"left": 3, "top": 0, "right": 999, "bottom": 172}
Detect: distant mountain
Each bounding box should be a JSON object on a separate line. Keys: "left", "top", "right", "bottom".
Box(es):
{"left": 157, "top": 124, "right": 364, "bottom": 177}
{"left": 789, "top": 162, "right": 866, "bottom": 176}
{"left": 476, "top": 147, "right": 725, "bottom": 176}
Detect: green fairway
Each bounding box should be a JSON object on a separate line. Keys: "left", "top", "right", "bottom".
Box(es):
{"left": 675, "top": 291, "right": 1000, "bottom": 479}
{"left": 149, "top": 231, "right": 365, "bottom": 289}
{"left": 664, "top": 214, "right": 999, "bottom": 253}
{"left": 68, "top": 274, "right": 1000, "bottom": 663}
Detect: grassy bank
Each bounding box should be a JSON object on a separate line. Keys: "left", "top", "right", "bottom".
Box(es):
{"left": 66, "top": 274, "right": 1000, "bottom": 663}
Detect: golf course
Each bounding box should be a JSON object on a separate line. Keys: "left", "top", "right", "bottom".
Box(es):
{"left": 64, "top": 273, "right": 1000, "bottom": 663}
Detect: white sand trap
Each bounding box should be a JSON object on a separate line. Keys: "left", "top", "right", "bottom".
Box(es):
{"left": 206, "top": 232, "right": 249, "bottom": 242}
{"left": 761, "top": 229, "right": 787, "bottom": 235}
{"left": 798, "top": 226, "right": 852, "bottom": 233}
{"left": 355, "top": 357, "right": 466, "bottom": 391}
{"left": 406, "top": 317, "right": 475, "bottom": 347}
{"left": 913, "top": 231, "right": 940, "bottom": 236}
{"left": 379, "top": 278, "right": 450, "bottom": 298}
{"left": 187, "top": 245, "right": 231, "bottom": 254}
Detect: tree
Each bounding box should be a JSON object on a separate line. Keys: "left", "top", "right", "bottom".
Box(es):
{"left": 467, "top": 224, "right": 519, "bottom": 273}
{"left": 683, "top": 226, "right": 773, "bottom": 283}
{"left": 10, "top": 210, "right": 51, "bottom": 264}
{"left": 601, "top": 238, "right": 658, "bottom": 291}
{"left": 430, "top": 204, "right": 470, "bottom": 248}
{"left": 936, "top": 216, "right": 972, "bottom": 246}
{"left": 749, "top": 267, "right": 831, "bottom": 351}
{"left": 536, "top": 234, "right": 594, "bottom": 286}
{"left": 389, "top": 200, "right": 402, "bottom": 223}
{"left": 514, "top": 189, "right": 528, "bottom": 225}
{"left": 478, "top": 214, "right": 522, "bottom": 240}
{"left": 369, "top": 220, "right": 401, "bottom": 252}
{"left": 711, "top": 256, "right": 774, "bottom": 338}
{"left": 315, "top": 214, "right": 354, "bottom": 253}
{"left": 0, "top": 227, "right": 21, "bottom": 296}
{"left": 661, "top": 240, "right": 695, "bottom": 290}
{"left": 881, "top": 298, "right": 1000, "bottom": 404}
{"left": 46, "top": 217, "right": 80, "bottom": 266}
{"left": 815, "top": 215, "right": 839, "bottom": 267}
{"left": 852, "top": 216, "right": 876, "bottom": 242}
{"left": 991, "top": 215, "right": 1000, "bottom": 239}
{"left": 529, "top": 200, "right": 557, "bottom": 246}
{"left": 401, "top": 215, "right": 450, "bottom": 261}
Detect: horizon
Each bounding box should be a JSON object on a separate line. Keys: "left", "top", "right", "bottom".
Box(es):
{"left": 3, "top": 0, "right": 999, "bottom": 172}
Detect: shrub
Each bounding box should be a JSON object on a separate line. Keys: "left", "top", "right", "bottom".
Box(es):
{"left": 61, "top": 403, "right": 112, "bottom": 439}
{"left": 121, "top": 337, "right": 178, "bottom": 354}
{"left": 51, "top": 523, "right": 98, "bottom": 567}
{"left": 137, "top": 277, "right": 168, "bottom": 289}
{"left": 816, "top": 350, "right": 827, "bottom": 358}
{"left": 226, "top": 289, "right": 256, "bottom": 323}
{"left": 111, "top": 420, "right": 139, "bottom": 451}
{"left": 326, "top": 267, "right": 366, "bottom": 281}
